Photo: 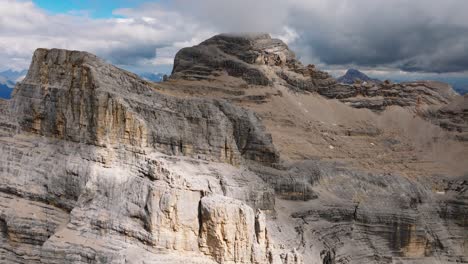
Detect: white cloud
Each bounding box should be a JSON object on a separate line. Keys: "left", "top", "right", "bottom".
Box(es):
{"left": 0, "top": 0, "right": 213, "bottom": 73}
{"left": 1, "top": 0, "right": 468, "bottom": 74}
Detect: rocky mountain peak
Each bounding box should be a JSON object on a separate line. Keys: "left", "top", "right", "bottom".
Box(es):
{"left": 200, "top": 33, "right": 296, "bottom": 65}
{"left": 337, "top": 68, "right": 381, "bottom": 84}
{"left": 171, "top": 33, "right": 336, "bottom": 91}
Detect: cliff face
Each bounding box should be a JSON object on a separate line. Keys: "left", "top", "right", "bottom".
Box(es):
{"left": 0, "top": 48, "right": 297, "bottom": 264}
{"left": 425, "top": 95, "right": 468, "bottom": 141}
{"left": 0, "top": 34, "right": 467, "bottom": 264}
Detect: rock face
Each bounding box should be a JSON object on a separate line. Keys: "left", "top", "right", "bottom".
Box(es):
{"left": 172, "top": 33, "right": 336, "bottom": 91}
{"left": 268, "top": 162, "right": 468, "bottom": 264}
{"left": 319, "top": 80, "right": 458, "bottom": 111}
{"left": 199, "top": 195, "right": 272, "bottom": 264}
{"left": 1, "top": 34, "right": 467, "bottom": 264}
{"left": 425, "top": 94, "right": 468, "bottom": 140}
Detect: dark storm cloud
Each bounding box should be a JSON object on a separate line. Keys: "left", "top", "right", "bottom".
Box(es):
{"left": 298, "top": 0, "right": 468, "bottom": 73}
{"left": 289, "top": 8, "right": 468, "bottom": 73}
{"left": 295, "top": 21, "right": 468, "bottom": 72}
{"left": 102, "top": 44, "right": 158, "bottom": 66}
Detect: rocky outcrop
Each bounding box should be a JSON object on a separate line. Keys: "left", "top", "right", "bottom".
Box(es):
{"left": 199, "top": 195, "right": 272, "bottom": 264}
{"left": 172, "top": 34, "right": 274, "bottom": 85}
{"left": 425, "top": 94, "right": 468, "bottom": 140}
{"left": 171, "top": 34, "right": 336, "bottom": 91}
{"left": 318, "top": 80, "right": 458, "bottom": 111}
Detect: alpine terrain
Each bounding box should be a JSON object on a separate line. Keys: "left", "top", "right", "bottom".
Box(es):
{"left": 0, "top": 33, "right": 467, "bottom": 264}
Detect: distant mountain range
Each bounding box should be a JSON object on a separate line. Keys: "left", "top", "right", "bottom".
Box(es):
{"left": 455, "top": 86, "right": 468, "bottom": 94}
{"left": 138, "top": 72, "right": 167, "bottom": 83}
{"left": 0, "top": 69, "right": 27, "bottom": 82}
{"left": 337, "top": 69, "right": 381, "bottom": 84}
{"left": 337, "top": 69, "right": 467, "bottom": 95}
{"left": 0, "top": 84, "right": 13, "bottom": 99}
{"left": 0, "top": 69, "right": 27, "bottom": 99}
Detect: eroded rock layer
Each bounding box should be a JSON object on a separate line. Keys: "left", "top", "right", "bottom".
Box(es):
{"left": 425, "top": 95, "right": 468, "bottom": 140}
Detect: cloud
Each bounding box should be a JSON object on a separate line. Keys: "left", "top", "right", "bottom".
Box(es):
{"left": 284, "top": 0, "right": 468, "bottom": 73}
{"left": 1, "top": 0, "right": 468, "bottom": 74}
{"left": 0, "top": 0, "right": 213, "bottom": 73}
{"left": 171, "top": 0, "right": 289, "bottom": 33}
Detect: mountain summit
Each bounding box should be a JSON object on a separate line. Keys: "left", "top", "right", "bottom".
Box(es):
{"left": 337, "top": 68, "right": 381, "bottom": 84}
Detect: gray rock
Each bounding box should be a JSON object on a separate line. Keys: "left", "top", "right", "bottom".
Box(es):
{"left": 171, "top": 33, "right": 336, "bottom": 91}
{"left": 425, "top": 94, "right": 468, "bottom": 140}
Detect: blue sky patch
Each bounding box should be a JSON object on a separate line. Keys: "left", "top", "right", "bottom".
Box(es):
{"left": 33, "top": 0, "right": 154, "bottom": 18}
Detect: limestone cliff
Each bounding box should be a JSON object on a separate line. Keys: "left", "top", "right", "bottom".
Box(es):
{"left": 0, "top": 48, "right": 297, "bottom": 264}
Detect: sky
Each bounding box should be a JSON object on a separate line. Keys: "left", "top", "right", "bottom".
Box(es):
{"left": 32, "top": 0, "right": 152, "bottom": 18}
{"left": 0, "top": 0, "right": 467, "bottom": 86}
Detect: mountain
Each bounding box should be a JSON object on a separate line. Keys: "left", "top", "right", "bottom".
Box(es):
{"left": 0, "top": 83, "right": 13, "bottom": 99}
{"left": 0, "top": 34, "right": 467, "bottom": 264}
{"left": 455, "top": 86, "right": 468, "bottom": 94}
{"left": 337, "top": 68, "right": 381, "bottom": 84}
{"left": 0, "top": 69, "right": 27, "bottom": 81}
{"left": 0, "top": 69, "right": 27, "bottom": 99}
{"left": 138, "top": 72, "right": 167, "bottom": 82}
